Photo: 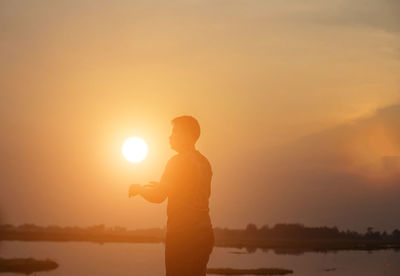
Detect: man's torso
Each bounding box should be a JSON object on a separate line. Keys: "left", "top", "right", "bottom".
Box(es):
{"left": 161, "top": 150, "right": 213, "bottom": 235}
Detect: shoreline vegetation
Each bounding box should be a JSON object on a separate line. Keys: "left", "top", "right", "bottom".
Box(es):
{"left": 1, "top": 223, "right": 400, "bottom": 252}
{"left": 206, "top": 268, "right": 293, "bottom": 275}
{"left": 0, "top": 258, "right": 58, "bottom": 274}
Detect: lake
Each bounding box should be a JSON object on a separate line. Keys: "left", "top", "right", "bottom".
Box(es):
{"left": 1, "top": 241, "right": 399, "bottom": 275}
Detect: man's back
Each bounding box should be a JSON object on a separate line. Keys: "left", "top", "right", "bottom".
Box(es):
{"left": 161, "top": 150, "right": 213, "bottom": 235}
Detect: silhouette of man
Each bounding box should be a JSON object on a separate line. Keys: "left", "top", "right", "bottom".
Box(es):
{"left": 129, "top": 116, "right": 214, "bottom": 276}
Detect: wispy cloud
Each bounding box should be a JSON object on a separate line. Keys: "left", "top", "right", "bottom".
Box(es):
{"left": 308, "top": 0, "right": 400, "bottom": 34}
{"left": 243, "top": 104, "right": 400, "bottom": 231}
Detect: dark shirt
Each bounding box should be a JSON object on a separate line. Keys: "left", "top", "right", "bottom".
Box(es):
{"left": 160, "top": 150, "right": 213, "bottom": 235}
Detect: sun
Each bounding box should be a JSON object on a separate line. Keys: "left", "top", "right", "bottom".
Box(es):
{"left": 122, "top": 137, "right": 148, "bottom": 163}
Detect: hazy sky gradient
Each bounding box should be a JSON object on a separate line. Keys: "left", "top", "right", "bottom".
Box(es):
{"left": 1, "top": 0, "right": 399, "bottom": 231}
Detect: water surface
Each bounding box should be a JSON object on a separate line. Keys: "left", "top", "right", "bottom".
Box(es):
{"left": 1, "top": 241, "right": 399, "bottom": 276}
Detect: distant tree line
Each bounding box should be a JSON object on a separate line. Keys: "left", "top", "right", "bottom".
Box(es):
{"left": 213, "top": 223, "right": 400, "bottom": 242}
{"left": 1, "top": 223, "right": 400, "bottom": 242}
{"left": 0, "top": 224, "right": 165, "bottom": 242}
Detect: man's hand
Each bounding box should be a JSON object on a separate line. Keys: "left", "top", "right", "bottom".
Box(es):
{"left": 144, "top": 181, "right": 160, "bottom": 188}
{"left": 129, "top": 184, "right": 143, "bottom": 198}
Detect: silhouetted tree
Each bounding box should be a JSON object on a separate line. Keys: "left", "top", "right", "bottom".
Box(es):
{"left": 392, "top": 229, "right": 400, "bottom": 241}
{"left": 245, "top": 223, "right": 258, "bottom": 236}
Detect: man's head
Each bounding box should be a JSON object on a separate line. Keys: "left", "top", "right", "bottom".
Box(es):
{"left": 169, "top": 116, "right": 201, "bottom": 152}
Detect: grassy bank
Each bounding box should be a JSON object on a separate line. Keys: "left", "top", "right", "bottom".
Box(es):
{"left": 0, "top": 258, "right": 58, "bottom": 274}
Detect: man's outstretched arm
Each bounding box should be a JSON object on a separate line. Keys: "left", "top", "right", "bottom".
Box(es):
{"left": 129, "top": 155, "right": 178, "bottom": 204}
{"left": 129, "top": 181, "right": 167, "bottom": 203}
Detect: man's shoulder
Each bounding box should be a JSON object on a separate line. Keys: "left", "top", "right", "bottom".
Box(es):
{"left": 197, "top": 151, "right": 213, "bottom": 175}
{"left": 165, "top": 154, "right": 185, "bottom": 168}
{"left": 196, "top": 151, "right": 210, "bottom": 163}
{"left": 190, "top": 151, "right": 213, "bottom": 176}
{"left": 167, "top": 151, "right": 212, "bottom": 170}
{"left": 168, "top": 153, "right": 184, "bottom": 162}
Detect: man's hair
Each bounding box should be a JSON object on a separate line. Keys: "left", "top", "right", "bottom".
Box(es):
{"left": 171, "top": 115, "right": 201, "bottom": 142}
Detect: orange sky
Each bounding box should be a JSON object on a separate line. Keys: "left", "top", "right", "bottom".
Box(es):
{"left": 1, "top": 0, "right": 400, "bottom": 231}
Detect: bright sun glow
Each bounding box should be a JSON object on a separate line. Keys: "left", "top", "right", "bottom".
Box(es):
{"left": 122, "top": 137, "right": 148, "bottom": 163}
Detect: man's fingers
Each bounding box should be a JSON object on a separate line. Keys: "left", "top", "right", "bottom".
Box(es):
{"left": 129, "top": 184, "right": 142, "bottom": 198}
{"left": 129, "top": 185, "right": 136, "bottom": 198}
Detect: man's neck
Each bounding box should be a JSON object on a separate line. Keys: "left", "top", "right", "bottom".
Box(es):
{"left": 178, "top": 145, "right": 196, "bottom": 153}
